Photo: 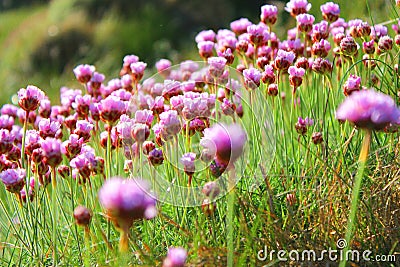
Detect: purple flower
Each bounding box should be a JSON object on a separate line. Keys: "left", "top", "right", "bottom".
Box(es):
{"left": 38, "top": 119, "right": 62, "bottom": 139}
{"left": 41, "top": 138, "right": 63, "bottom": 168}
{"left": 130, "top": 61, "right": 147, "bottom": 82}
{"left": 195, "top": 30, "right": 216, "bottom": 43}
{"left": 243, "top": 67, "right": 262, "bottom": 90}
{"left": 61, "top": 88, "right": 82, "bottom": 110}
{"left": 157, "top": 110, "right": 181, "bottom": 140}
{"left": 343, "top": 74, "right": 361, "bottom": 96}
{"left": 73, "top": 64, "right": 95, "bottom": 84}
{"left": 70, "top": 153, "right": 92, "bottom": 182}
{"left": 371, "top": 25, "right": 388, "bottom": 40}
{"left": 197, "top": 41, "right": 215, "bottom": 59}
{"left": 39, "top": 99, "right": 51, "bottom": 118}
{"left": 296, "top": 14, "right": 315, "bottom": 33}
{"left": 295, "top": 116, "right": 313, "bottom": 135}
{"left": 72, "top": 94, "right": 91, "bottom": 118}
{"left": 260, "top": 4, "right": 278, "bottom": 25}
{"left": 99, "top": 96, "right": 126, "bottom": 124}
{"left": 90, "top": 72, "right": 105, "bottom": 90}
{"left": 0, "top": 168, "right": 26, "bottom": 193}
{"left": 230, "top": 18, "right": 252, "bottom": 35}
{"left": 180, "top": 152, "right": 196, "bottom": 175}
{"left": 162, "top": 247, "right": 187, "bottom": 267}
{"left": 207, "top": 57, "right": 227, "bottom": 78}
{"left": 1, "top": 104, "right": 18, "bottom": 118}
{"left": 285, "top": 0, "right": 312, "bottom": 16}
{"left": 247, "top": 23, "right": 270, "bottom": 46}
{"left": 62, "top": 134, "right": 84, "bottom": 159}
{"left": 274, "top": 49, "right": 296, "bottom": 70}
{"left": 18, "top": 85, "right": 46, "bottom": 112}
{"left": 135, "top": 109, "right": 154, "bottom": 126}
{"left": 312, "top": 21, "right": 329, "bottom": 41}
{"left": 0, "top": 129, "right": 15, "bottom": 154}
{"left": 98, "top": 177, "right": 157, "bottom": 230}
{"left": 201, "top": 123, "right": 246, "bottom": 165}
{"left": 156, "top": 59, "right": 172, "bottom": 73}
{"left": 202, "top": 181, "right": 220, "bottom": 198}
{"left": 162, "top": 80, "right": 182, "bottom": 101}
{"left": 336, "top": 89, "right": 400, "bottom": 130}
{"left": 74, "top": 120, "right": 94, "bottom": 142}
{"left": 320, "top": 2, "right": 340, "bottom": 22}
{"left": 148, "top": 148, "right": 164, "bottom": 166}
{"left": 0, "top": 115, "right": 14, "bottom": 131}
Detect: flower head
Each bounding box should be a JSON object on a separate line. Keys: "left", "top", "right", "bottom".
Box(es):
{"left": 98, "top": 177, "right": 157, "bottom": 230}
{"left": 320, "top": 2, "right": 340, "bottom": 22}
{"left": 41, "top": 138, "right": 63, "bottom": 168}
{"left": 285, "top": 0, "right": 311, "bottom": 16}
{"left": 336, "top": 89, "right": 400, "bottom": 130}
{"left": 73, "top": 64, "right": 95, "bottom": 84}
{"left": 18, "top": 85, "right": 46, "bottom": 112}
{"left": 296, "top": 14, "right": 315, "bottom": 33}
{"left": 1, "top": 168, "right": 26, "bottom": 193}
{"left": 201, "top": 123, "right": 247, "bottom": 165}
{"left": 99, "top": 96, "right": 126, "bottom": 124}
{"left": 260, "top": 4, "right": 278, "bottom": 25}
{"left": 243, "top": 67, "right": 262, "bottom": 90}
{"left": 162, "top": 247, "right": 187, "bottom": 267}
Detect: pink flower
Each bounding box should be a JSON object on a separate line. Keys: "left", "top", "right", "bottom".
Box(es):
{"left": 320, "top": 2, "right": 340, "bottom": 22}
{"left": 41, "top": 138, "right": 63, "bottom": 168}
{"left": 243, "top": 67, "right": 262, "bottom": 90}
{"left": 73, "top": 64, "right": 95, "bottom": 84}
{"left": 260, "top": 4, "right": 278, "bottom": 25}
{"left": 201, "top": 123, "right": 247, "bottom": 165}
{"left": 1, "top": 168, "right": 26, "bottom": 193}
{"left": 296, "top": 14, "right": 315, "bottom": 33}
{"left": 343, "top": 74, "right": 361, "bottom": 96}
{"left": 162, "top": 247, "right": 187, "bottom": 267}
{"left": 285, "top": 0, "right": 312, "bottom": 16}
{"left": 195, "top": 30, "right": 216, "bottom": 43}
{"left": 336, "top": 89, "right": 400, "bottom": 130}
{"left": 18, "top": 85, "right": 46, "bottom": 112}
{"left": 98, "top": 177, "right": 157, "bottom": 230}
{"left": 99, "top": 96, "right": 126, "bottom": 124}
{"left": 230, "top": 18, "right": 252, "bottom": 35}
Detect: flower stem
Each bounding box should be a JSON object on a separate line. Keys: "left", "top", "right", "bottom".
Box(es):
{"left": 51, "top": 167, "right": 58, "bottom": 266}
{"left": 339, "top": 129, "right": 371, "bottom": 267}
{"left": 227, "top": 165, "right": 236, "bottom": 267}
{"left": 20, "top": 110, "right": 29, "bottom": 169}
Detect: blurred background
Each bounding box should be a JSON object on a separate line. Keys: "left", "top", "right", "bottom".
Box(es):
{"left": 0, "top": 0, "right": 394, "bottom": 104}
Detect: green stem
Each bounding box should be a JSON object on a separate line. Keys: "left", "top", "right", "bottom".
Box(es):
{"left": 227, "top": 166, "right": 236, "bottom": 267}
{"left": 339, "top": 129, "right": 371, "bottom": 267}
{"left": 51, "top": 167, "right": 58, "bottom": 266}
{"left": 20, "top": 110, "right": 29, "bottom": 168}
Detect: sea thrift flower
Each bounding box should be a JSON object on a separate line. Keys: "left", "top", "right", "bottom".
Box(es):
{"left": 73, "top": 64, "right": 95, "bottom": 84}
{"left": 0, "top": 168, "right": 26, "bottom": 193}
{"left": 157, "top": 110, "right": 181, "bottom": 140}
{"left": 217, "top": 48, "right": 234, "bottom": 65}
{"left": 343, "top": 74, "right": 361, "bottom": 96}
{"left": 70, "top": 154, "right": 92, "bottom": 182}
{"left": 336, "top": 89, "right": 400, "bottom": 130}
{"left": 296, "top": 14, "right": 315, "bottom": 33}
{"left": 267, "top": 84, "right": 279, "bottom": 96}
{"left": 89, "top": 72, "right": 105, "bottom": 91}
{"left": 362, "top": 40, "right": 375, "bottom": 54}
{"left": 312, "top": 58, "right": 333, "bottom": 75}
{"left": 195, "top": 29, "right": 216, "bottom": 43}
{"left": 295, "top": 117, "right": 313, "bottom": 135}
{"left": 162, "top": 80, "right": 181, "bottom": 100}
{"left": 38, "top": 119, "right": 62, "bottom": 139}
{"left": 130, "top": 61, "right": 147, "bottom": 82}
{"left": 39, "top": 99, "right": 51, "bottom": 118}
{"left": 120, "top": 54, "right": 139, "bottom": 76}
{"left": 247, "top": 23, "right": 270, "bottom": 46}
{"left": 73, "top": 206, "right": 92, "bottom": 227}
{"left": 208, "top": 57, "right": 227, "bottom": 78}
{"left": 156, "top": 59, "right": 172, "bottom": 74}
{"left": 198, "top": 41, "right": 215, "bottom": 59}
{"left": 371, "top": 25, "right": 388, "bottom": 41}
{"left": 288, "top": 66, "right": 305, "bottom": 93}
{"left": 377, "top": 36, "right": 393, "bottom": 54}
{"left": 99, "top": 96, "right": 126, "bottom": 124}
{"left": 312, "top": 21, "right": 329, "bottom": 42}
{"left": 18, "top": 85, "right": 45, "bottom": 112}
{"left": 131, "top": 123, "right": 150, "bottom": 144}
{"left": 260, "top": 4, "right": 278, "bottom": 25}
{"left": 1, "top": 104, "right": 18, "bottom": 118}
{"left": 285, "top": 0, "right": 311, "bottom": 16}
{"left": 148, "top": 148, "right": 164, "bottom": 166}
{"left": 274, "top": 50, "right": 296, "bottom": 71}
{"left": 62, "top": 134, "right": 84, "bottom": 159}
{"left": 202, "top": 181, "right": 220, "bottom": 198}
{"left": 340, "top": 36, "right": 358, "bottom": 56}
{"left": 243, "top": 67, "right": 262, "bottom": 90}
{"left": 320, "top": 2, "right": 340, "bottom": 22}
{"left": 0, "top": 129, "right": 14, "bottom": 154}
{"left": 74, "top": 120, "right": 94, "bottom": 142}
{"left": 98, "top": 177, "right": 157, "bottom": 230}
{"left": 72, "top": 95, "right": 91, "bottom": 118}
{"left": 262, "top": 65, "right": 276, "bottom": 85}
{"left": 41, "top": 138, "right": 63, "bottom": 168}
{"left": 201, "top": 123, "right": 246, "bottom": 165}
{"left": 180, "top": 152, "right": 196, "bottom": 177}
{"left": 230, "top": 18, "right": 252, "bottom": 35}
{"left": 312, "top": 132, "right": 324, "bottom": 145}
{"left": 311, "top": 39, "right": 331, "bottom": 58}
{"left": 162, "top": 247, "right": 187, "bottom": 267}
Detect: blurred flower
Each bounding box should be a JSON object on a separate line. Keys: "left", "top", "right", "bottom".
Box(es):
{"left": 130, "top": 61, "right": 147, "bottom": 82}
{"left": 0, "top": 129, "right": 15, "bottom": 154}
{"left": 295, "top": 117, "right": 313, "bottom": 135}
{"left": 208, "top": 57, "right": 227, "bottom": 78}
{"left": 336, "top": 89, "right": 400, "bottom": 130}
{"left": 201, "top": 123, "right": 246, "bottom": 165}
{"left": 180, "top": 152, "right": 196, "bottom": 177}
{"left": 98, "top": 177, "right": 157, "bottom": 231}
{"left": 162, "top": 247, "right": 187, "bottom": 267}
{"left": 202, "top": 181, "right": 220, "bottom": 198}
{"left": 230, "top": 18, "right": 252, "bottom": 35}
{"left": 155, "top": 59, "right": 172, "bottom": 74}
{"left": 73, "top": 206, "right": 92, "bottom": 227}
{"left": 195, "top": 29, "right": 216, "bottom": 43}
